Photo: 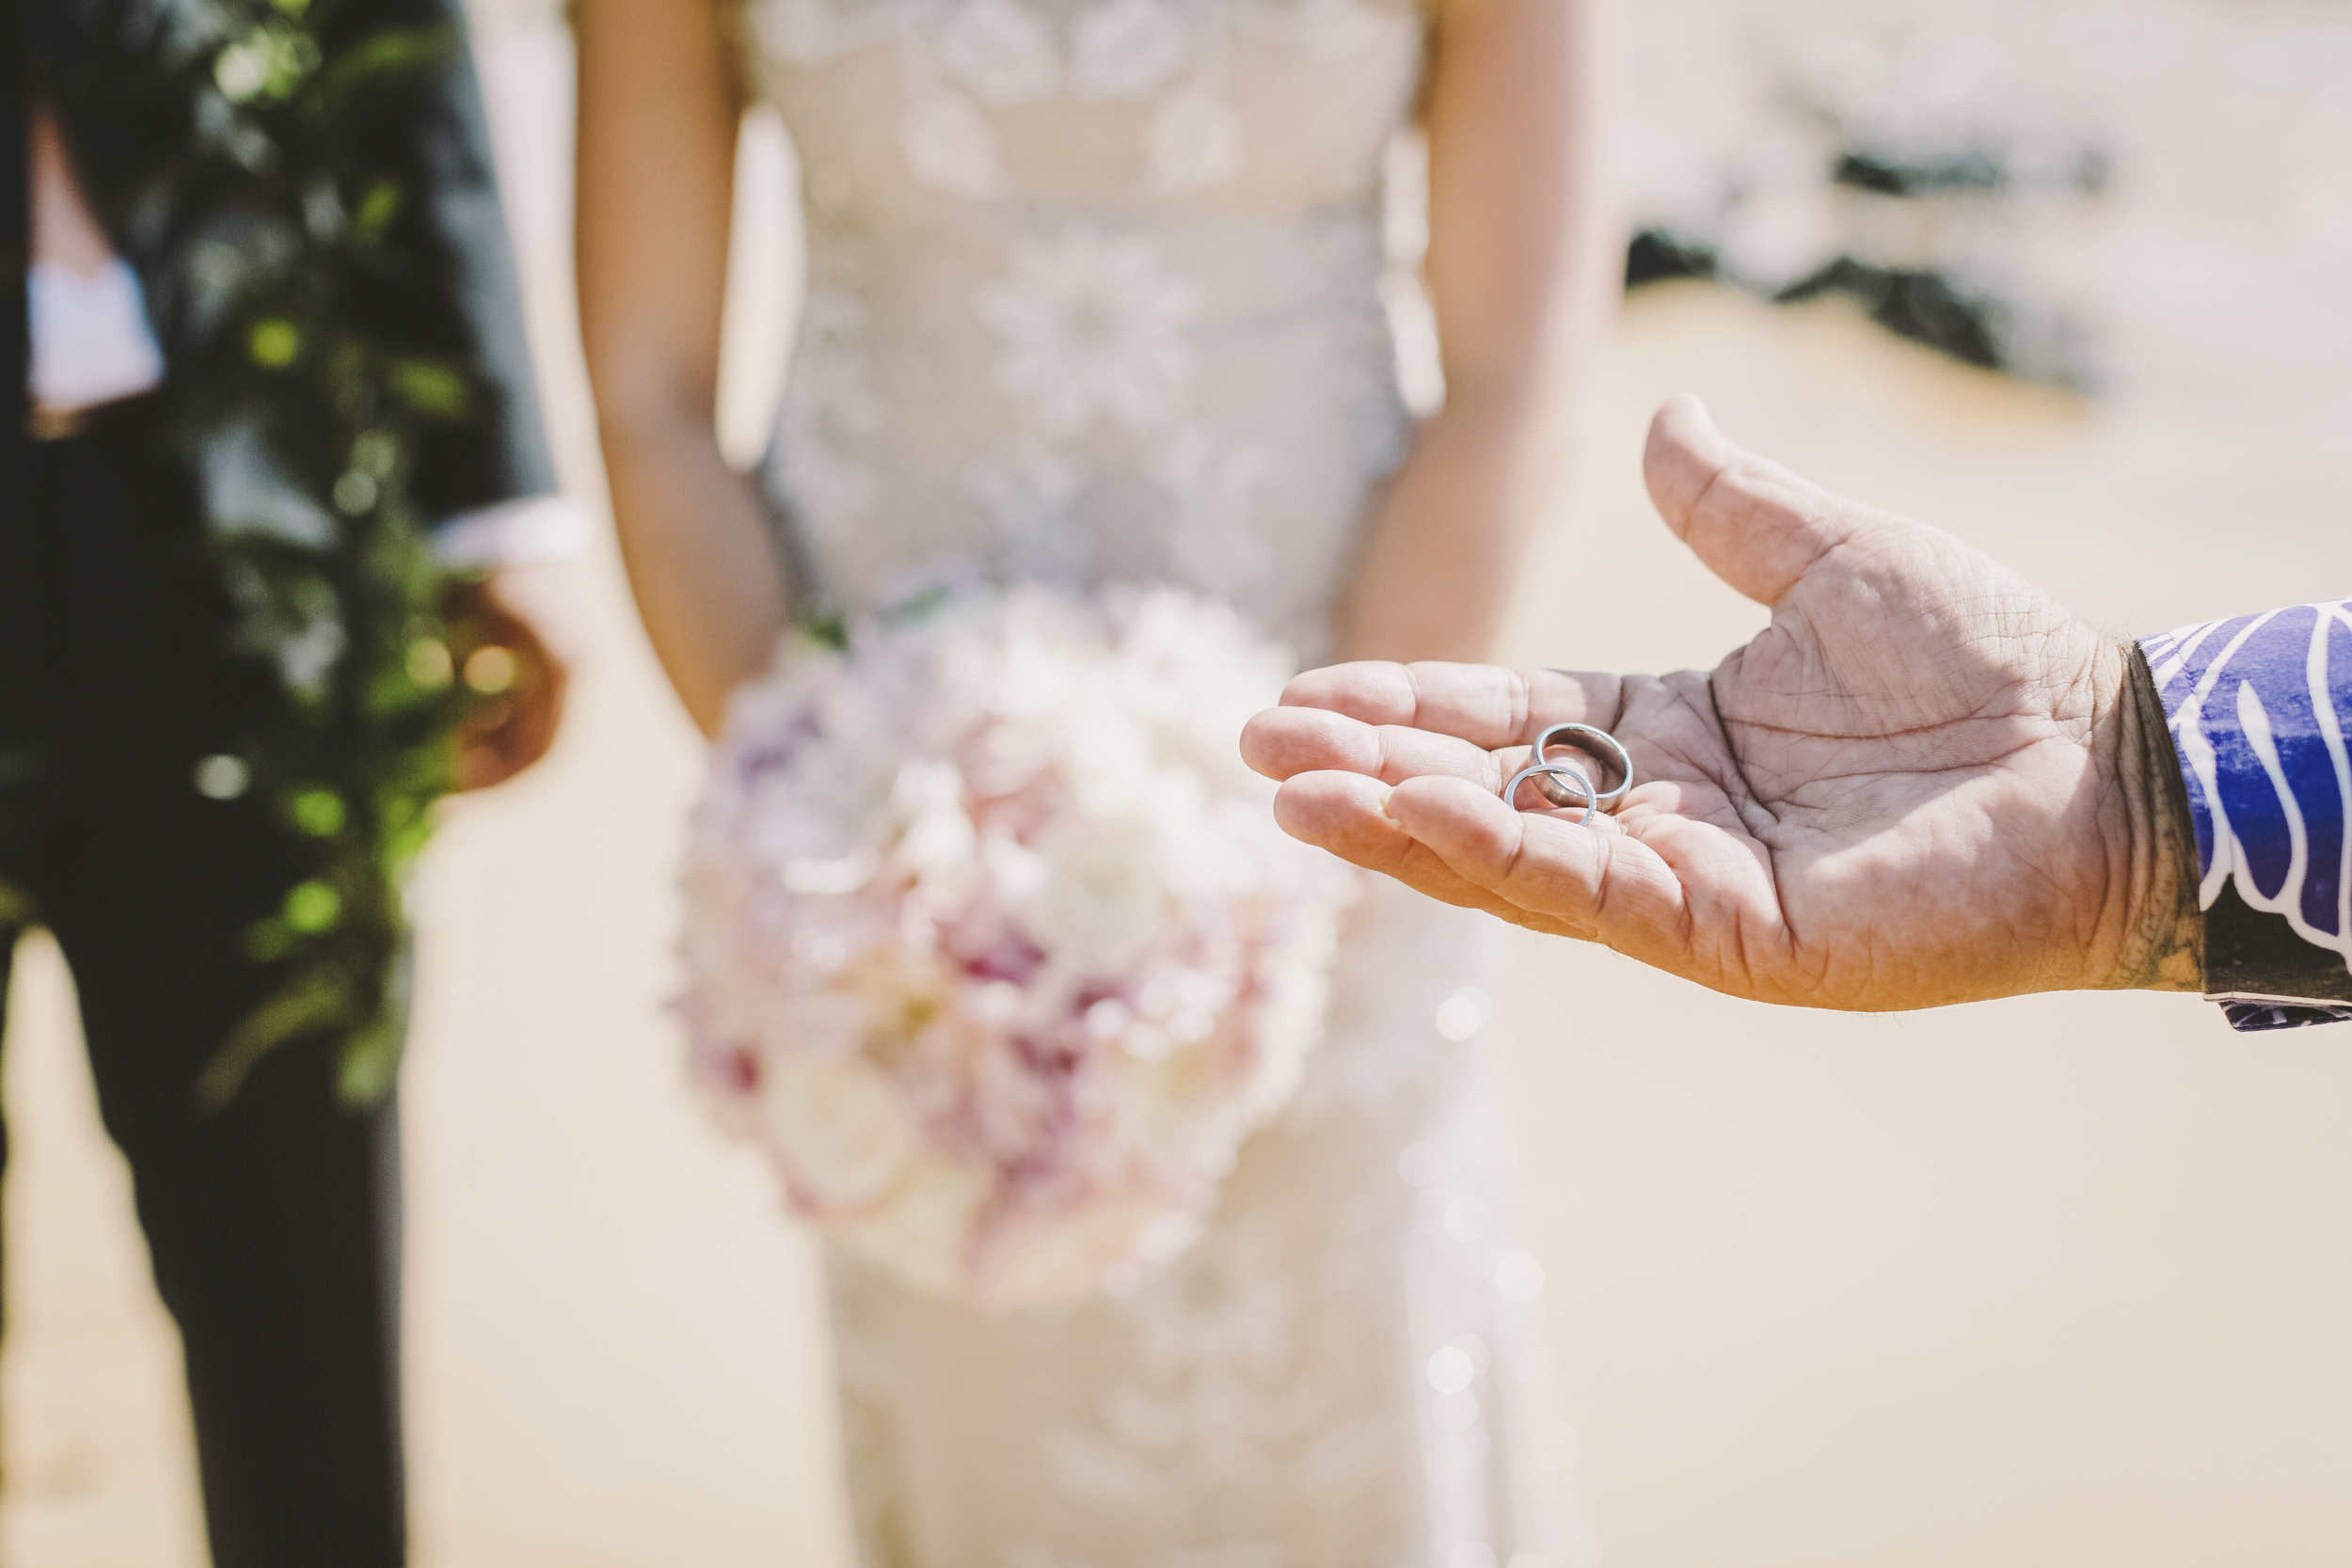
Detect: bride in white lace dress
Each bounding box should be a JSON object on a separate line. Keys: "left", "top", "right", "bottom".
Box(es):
{"left": 575, "top": 0, "right": 1613, "bottom": 1560}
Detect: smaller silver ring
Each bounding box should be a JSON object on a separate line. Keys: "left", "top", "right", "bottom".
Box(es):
{"left": 1529, "top": 722, "right": 1633, "bottom": 812}
{"left": 1504, "top": 760, "right": 1602, "bottom": 824}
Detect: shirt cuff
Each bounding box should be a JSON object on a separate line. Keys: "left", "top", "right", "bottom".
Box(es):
{"left": 2138, "top": 601, "right": 2352, "bottom": 1028}
{"left": 434, "top": 495, "right": 595, "bottom": 568}
{"left": 2220, "top": 1002, "right": 2352, "bottom": 1033}
{"left": 27, "top": 258, "right": 167, "bottom": 417}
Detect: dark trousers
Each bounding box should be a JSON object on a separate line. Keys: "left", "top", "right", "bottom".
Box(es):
{"left": 0, "top": 399, "right": 406, "bottom": 1567}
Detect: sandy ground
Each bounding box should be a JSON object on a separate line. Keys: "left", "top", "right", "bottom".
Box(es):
{"left": 8, "top": 7, "right": 2352, "bottom": 1566}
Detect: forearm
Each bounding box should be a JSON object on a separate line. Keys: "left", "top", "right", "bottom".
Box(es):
{"left": 1338, "top": 0, "right": 1610, "bottom": 665}
{"left": 1331, "top": 383, "right": 1568, "bottom": 665}
{"left": 574, "top": 0, "right": 753, "bottom": 733}
{"left": 600, "top": 409, "right": 784, "bottom": 736}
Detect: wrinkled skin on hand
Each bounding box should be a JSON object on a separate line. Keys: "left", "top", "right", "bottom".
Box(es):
{"left": 1244, "top": 395, "right": 2201, "bottom": 1012}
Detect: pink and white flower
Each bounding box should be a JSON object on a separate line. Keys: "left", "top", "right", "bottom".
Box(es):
{"left": 678, "top": 583, "right": 1355, "bottom": 1306}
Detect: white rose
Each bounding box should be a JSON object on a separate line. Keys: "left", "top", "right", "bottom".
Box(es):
{"left": 837, "top": 1156, "right": 993, "bottom": 1295}
{"left": 993, "top": 610, "right": 1093, "bottom": 727}
{"left": 1148, "top": 785, "right": 1263, "bottom": 904}
{"left": 1057, "top": 711, "right": 1158, "bottom": 814}
{"left": 978, "top": 825, "right": 1049, "bottom": 905}
{"left": 892, "top": 762, "right": 977, "bottom": 882}
{"left": 762, "top": 1055, "right": 917, "bottom": 1210}
{"left": 1021, "top": 815, "right": 1174, "bottom": 974}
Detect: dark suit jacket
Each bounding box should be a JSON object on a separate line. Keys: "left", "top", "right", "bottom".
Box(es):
{"left": 2, "top": 0, "right": 556, "bottom": 525}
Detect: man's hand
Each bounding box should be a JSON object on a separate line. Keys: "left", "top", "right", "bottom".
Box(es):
{"left": 1243, "top": 395, "right": 2203, "bottom": 1011}
{"left": 443, "top": 562, "right": 584, "bottom": 791}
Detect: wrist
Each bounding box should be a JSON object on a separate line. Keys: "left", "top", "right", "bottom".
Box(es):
{"left": 2097, "top": 639, "right": 2204, "bottom": 991}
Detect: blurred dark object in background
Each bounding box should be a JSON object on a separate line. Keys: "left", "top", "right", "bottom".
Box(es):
{"left": 1626, "top": 135, "right": 2107, "bottom": 387}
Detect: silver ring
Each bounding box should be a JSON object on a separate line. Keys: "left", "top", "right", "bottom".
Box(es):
{"left": 1503, "top": 759, "right": 1602, "bottom": 824}
{"left": 1528, "top": 723, "right": 1632, "bottom": 812}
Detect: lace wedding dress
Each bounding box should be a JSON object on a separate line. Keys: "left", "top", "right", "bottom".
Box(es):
{"left": 734, "top": 1, "right": 1595, "bottom": 1561}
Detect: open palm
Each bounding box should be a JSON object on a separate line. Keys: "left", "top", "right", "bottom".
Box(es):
{"left": 1244, "top": 396, "right": 2191, "bottom": 1010}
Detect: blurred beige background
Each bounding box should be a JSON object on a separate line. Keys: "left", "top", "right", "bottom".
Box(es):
{"left": 8, "top": 3, "right": 2352, "bottom": 1565}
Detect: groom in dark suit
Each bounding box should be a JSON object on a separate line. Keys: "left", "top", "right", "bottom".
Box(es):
{"left": 2, "top": 2, "right": 576, "bottom": 1561}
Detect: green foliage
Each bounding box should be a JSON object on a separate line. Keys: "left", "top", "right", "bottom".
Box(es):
{"left": 248, "top": 316, "right": 300, "bottom": 366}
{"left": 291, "top": 788, "right": 348, "bottom": 836}
{"left": 63, "top": 0, "right": 491, "bottom": 1107}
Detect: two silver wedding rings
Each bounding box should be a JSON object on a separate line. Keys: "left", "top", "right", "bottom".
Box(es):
{"left": 1502, "top": 722, "right": 1633, "bottom": 824}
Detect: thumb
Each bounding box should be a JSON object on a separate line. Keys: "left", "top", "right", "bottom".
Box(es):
{"left": 1642, "top": 393, "right": 1869, "bottom": 609}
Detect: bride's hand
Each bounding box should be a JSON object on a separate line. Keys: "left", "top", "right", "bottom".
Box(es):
{"left": 1242, "top": 395, "right": 2203, "bottom": 1011}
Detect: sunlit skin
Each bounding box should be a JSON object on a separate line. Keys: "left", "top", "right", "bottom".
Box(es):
{"left": 29, "top": 103, "right": 114, "bottom": 277}
{"left": 32, "top": 100, "right": 573, "bottom": 791}
{"left": 1243, "top": 395, "right": 2205, "bottom": 1011}
{"left": 573, "top": 0, "right": 1618, "bottom": 737}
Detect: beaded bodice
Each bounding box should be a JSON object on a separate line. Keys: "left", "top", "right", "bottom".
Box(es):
{"left": 739, "top": 0, "right": 1429, "bottom": 658}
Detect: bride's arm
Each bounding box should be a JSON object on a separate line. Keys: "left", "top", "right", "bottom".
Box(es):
{"left": 1329, "top": 0, "right": 1616, "bottom": 665}
{"left": 577, "top": 0, "right": 785, "bottom": 736}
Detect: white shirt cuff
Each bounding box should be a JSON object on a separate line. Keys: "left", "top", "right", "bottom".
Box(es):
{"left": 434, "top": 495, "right": 596, "bottom": 568}
{"left": 28, "top": 258, "right": 166, "bottom": 416}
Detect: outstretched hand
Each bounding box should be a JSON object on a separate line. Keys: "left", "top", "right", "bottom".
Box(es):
{"left": 1243, "top": 395, "right": 2201, "bottom": 1011}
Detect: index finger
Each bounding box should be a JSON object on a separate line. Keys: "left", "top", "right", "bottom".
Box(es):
{"left": 1279, "top": 660, "right": 1626, "bottom": 749}
{"left": 1241, "top": 703, "right": 1504, "bottom": 788}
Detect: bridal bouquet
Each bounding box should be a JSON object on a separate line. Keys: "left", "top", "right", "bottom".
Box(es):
{"left": 677, "top": 584, "right": 1355, "bottom": 1307}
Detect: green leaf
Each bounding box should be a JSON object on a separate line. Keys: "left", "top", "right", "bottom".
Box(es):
{"left": 193, "top": 968, "right": 356, "bottom": 1112}
{"left": 290, "top": 788, "right": 348, "bottom": 836}
{"left": 303, "top": 24, "right": 459, "bottom": 124}
{"left": 244, "top": 919, "right": 291, "bottom": 962}
{"left": 332, "top": 469, "right": 380, "bottom": 515}
{"left": 338, "top": 1013, "right": 405, "bottom": 1106}
{"left": 389, "top": 359, "right": 469, "bottom": 420}
{"left": 249, "top": 317, "right": 302, "bottom": 367}
{"left": 404, "top": 637, "right": 453, "bottom": 689}
{"left": 283, "top": 879, "right": 343, "bottom": 933}
{"left": 350, "top": 179, "right": 403, "bottom": 239}
{"left": 350, "top": 430, "right": 399, "bottom": 478}
{"left": 214, "top": 22, "right": 319, "bottom": 105}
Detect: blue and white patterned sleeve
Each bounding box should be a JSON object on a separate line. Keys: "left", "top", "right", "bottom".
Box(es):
{"left": 2139, "top": 600, "right": 2352, "bottom": 1032}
